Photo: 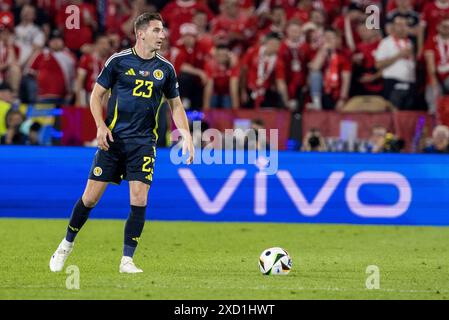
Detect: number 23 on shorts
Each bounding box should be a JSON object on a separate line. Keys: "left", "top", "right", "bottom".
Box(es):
{"left": 142, "top": 156, "right": 155, "bottom": 181}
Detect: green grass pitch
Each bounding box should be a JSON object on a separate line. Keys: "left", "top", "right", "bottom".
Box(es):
{"left": 1, "top": 219, "right": 448, "bottom": 300}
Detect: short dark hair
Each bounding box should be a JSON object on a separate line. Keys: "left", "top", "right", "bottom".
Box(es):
{"left": 265, "top": 31, "right": 283, "bottom": 41}
{"left": 134, "top": 12, "right": 163, "bottom": 35}
{"left": 272, "top": 5, "right": 285, "bottom": 12}
{"left": 324, "top": 27, "right": 342, "bottom": 38}
{"left": 194, "top": 8, "right": 208, "bottom": 16}
{"left": 324, "top": 27, "right": 338, "bottom": 34}
{"left": 393, "top": 15, "right": 408, "bottom": 24}
{"left": 0, "top": 82, "right": 12, "bottom": 91}
{"left": 215, "top": 44, "right": 230, "bottom": 51}
{"left": 30, "top": 122, "right": 42, "bottom": 132}
{"left": 252, "top": 119, "right": 265, "bottom": 127}
{"left": 94, "top": 34, "right": 109, "bottom": 42}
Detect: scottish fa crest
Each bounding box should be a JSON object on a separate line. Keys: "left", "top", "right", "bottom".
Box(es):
{"left": 153, "top": 69, "right": 164, "bottom": 80}
{"left": 93, "top": 167, "right": 102, "bottom": 177}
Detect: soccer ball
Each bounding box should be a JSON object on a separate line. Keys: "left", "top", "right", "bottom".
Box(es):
{"left": 259, "top": 247, "right": 292, "bottom": 275}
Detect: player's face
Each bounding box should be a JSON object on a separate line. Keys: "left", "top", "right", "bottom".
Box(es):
{"left": 143, "top": 20, "right": 165, "bottom": 51}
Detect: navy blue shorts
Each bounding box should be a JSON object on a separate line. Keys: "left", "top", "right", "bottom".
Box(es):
{"left": 88, "top": 142, "right": 156, "bottom": 185}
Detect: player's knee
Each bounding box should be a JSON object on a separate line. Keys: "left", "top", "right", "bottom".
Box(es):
{"left": 81, "top": 195, "right": 100, "bottom": 208}
{"left": 130, "top": 196, "right": 147, "bottom": 207}
{"left": 130, "top": 188, "right": 148, "bottom": 207}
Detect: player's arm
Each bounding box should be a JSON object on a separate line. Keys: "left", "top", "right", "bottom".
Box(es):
{"left": 90, "top": 83, "right": 114, "bottom": 151}
{"left": 167, "top": 96, "right": 194, "bottom": 164}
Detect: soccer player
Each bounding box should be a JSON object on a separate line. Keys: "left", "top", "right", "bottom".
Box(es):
{"left": 49, "top": 13, "right": 194, "bottom": 274}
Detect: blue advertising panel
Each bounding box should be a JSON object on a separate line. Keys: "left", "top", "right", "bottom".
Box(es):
{"left": 0, "top": 146, "right": 448, "bottom": 226}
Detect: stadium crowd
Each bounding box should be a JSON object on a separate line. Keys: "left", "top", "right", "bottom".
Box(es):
{"left": 0, "top": 0, "right": 449, "bottom": 153}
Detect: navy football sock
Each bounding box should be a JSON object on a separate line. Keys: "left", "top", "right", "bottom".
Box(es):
{"left": 123, "top": 205, "right": 147, "bottom": 258}
{"left": 65, "top": 198, "right": 93, "bottom": 242}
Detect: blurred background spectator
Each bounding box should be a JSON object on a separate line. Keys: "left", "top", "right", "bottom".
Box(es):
{"left": 309, "top": 28, "right": 352, "bottom": 110}
{"left": 367, "top": 124, "right": 387, "bottom": 153}
{"left": 0, "top": 83, "right": 14, "bottom": 135}
{"left": 375, "top": 15, "right": 416, "bottom": 110}
{"left": 424, "top": 18, "right": 449, "bottom": 114}
{"left": 1, "top": 108, "right": 26, "bottom": 145}
{"left": 56, "top": 0, "right": 97, "bottom": 57}
{"left": 423, "top": 124, "right": 449, "bottom": 153}
{"left": 210, "top": 0, "right": 253, "bottom": 55}
{"left": 15, "top": 4, "right": 45, "bottom": 67}
{"left": 351, "top": 25, "right": 383, "bottom": 96}
{"left": 26, "top": 29, "right": 76, "bottom": 105}
{"left": 171, "top": 22, "right": 208, "bottom": 110}
{"left": 278, "top": 19, "right": 307, "bottom": 111}
{"left": 385, "top": 0, "right": 422, "bottom": 54}
{"left": 0, "top": 19, "right": 21, "bottom": 96}
{"left": 202, "top": 44, "right": 240, "bottom": 109}
{"left": 240, "top": 31, "right": 289, "bottom": 109}
{"left": 27, "top": 121, "right": 41, "bottom": 145}
{"left": 74, "top": 35, "right": 110, "bottom": 107}
{"left": 366, "top": 124, "right": 405, "bottom": 153}
{"left": 301, "top": 128, "right": 327, "bottom": 151}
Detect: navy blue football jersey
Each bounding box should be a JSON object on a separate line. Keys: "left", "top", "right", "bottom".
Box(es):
{"left": 96, "top": 47, "right": 179, "bottom": 145}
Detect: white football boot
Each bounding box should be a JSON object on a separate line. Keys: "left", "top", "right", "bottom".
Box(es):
{"left": 119, "top": 256, "right": 143, "bottom": 273}
{"left": 49, "top": 239, "right": 73, "bottom": 272}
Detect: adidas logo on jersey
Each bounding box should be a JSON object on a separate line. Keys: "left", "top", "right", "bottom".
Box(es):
{"left": 125, "top": 68, "right": 136, "bottom": 75}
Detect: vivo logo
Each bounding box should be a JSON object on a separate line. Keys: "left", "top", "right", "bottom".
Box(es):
{"left": 178, "top": 169, "right": 412, "bottom": 218}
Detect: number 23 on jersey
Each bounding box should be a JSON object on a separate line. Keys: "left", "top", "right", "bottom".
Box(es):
{"left": 132, "top": 79, "right": 153, "bottom": 98}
